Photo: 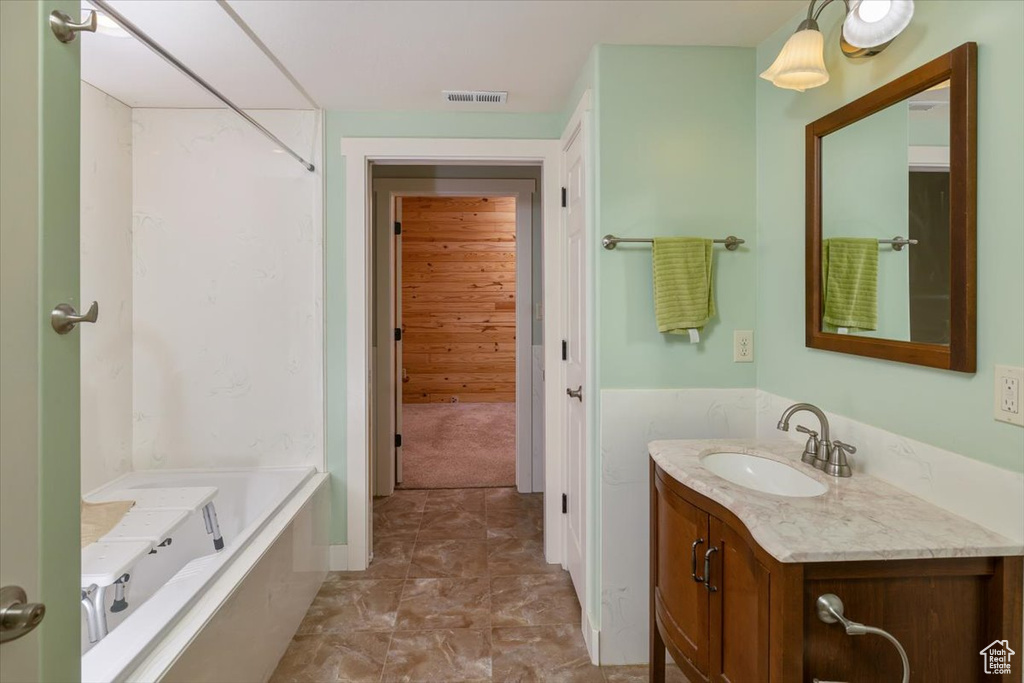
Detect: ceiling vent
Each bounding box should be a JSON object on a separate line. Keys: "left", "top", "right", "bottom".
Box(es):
{"left": 443, "top": 90, "right": 508, "bottom": 105}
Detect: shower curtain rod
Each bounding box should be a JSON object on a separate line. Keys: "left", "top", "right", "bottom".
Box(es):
{"left": 90, "top": 0, "right": 316, "bottom": 173}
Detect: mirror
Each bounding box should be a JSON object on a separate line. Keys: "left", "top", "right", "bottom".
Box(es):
{"left": 806, "top": 43, "right": 977, "bottom": 372}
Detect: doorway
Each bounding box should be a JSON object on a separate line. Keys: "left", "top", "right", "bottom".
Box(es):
{"left": 398, "top": 195, "right": 518, "bottom": 489}
{"left": 371, "top": 175, "right": 540, "bottom": 500}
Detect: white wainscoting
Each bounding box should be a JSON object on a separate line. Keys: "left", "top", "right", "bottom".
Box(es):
{"left": 598, "top": 388, "right": 757, "bottom": 664}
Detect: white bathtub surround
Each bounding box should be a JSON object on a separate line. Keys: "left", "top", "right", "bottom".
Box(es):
{"left": 131, "top": 109, "right": 323, "bottom": 472}
{"left": 80, "top": 467, "right": 325, "bottom": 683}
{"left": 755, "top": 391, "right": 1024, "bottom": 544}
{"left": 650, "top": 438, "right": 1022, "bottom": 563}
{"left": 329, "top": 544, "right": 349, "bottom": 571}
{"left": 598, "top": 388, "right": 756, "bottom": 665}
{"left": 80, "top": 82, "right": 133, "bottom": 494}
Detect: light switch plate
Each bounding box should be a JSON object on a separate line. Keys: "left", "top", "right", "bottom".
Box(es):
{"left": 733, "top": 330, "right": 754, "bottom": 363}
{"left": 994, "top": 365, "right": 1023, "bottom": 427}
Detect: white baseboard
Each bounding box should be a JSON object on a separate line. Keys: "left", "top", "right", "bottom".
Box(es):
{"left": 583, "top": 609, "right": 600, "bottom": 665}
{"left": 329, "top": 544, "right": 349, "bottom": 571}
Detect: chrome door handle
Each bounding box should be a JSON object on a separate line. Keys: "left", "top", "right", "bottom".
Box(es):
{"left": 51, "top": 301, "right": 98, "bottom": 335}
{"left": 690, "top": 538, "right": 705, "bottom": 583}
{"left": 566, "top": 386, "right": 583, "bottom": 402}
{"left": 703, "top": 547, "right": 719, "bottom": 592}
{"left": 0, "top": 586, "right": 46, "bottom": 643}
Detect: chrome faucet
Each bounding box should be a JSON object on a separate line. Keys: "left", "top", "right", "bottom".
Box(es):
{"left": 776, "top": 403, "right": 854, "bottom": 477}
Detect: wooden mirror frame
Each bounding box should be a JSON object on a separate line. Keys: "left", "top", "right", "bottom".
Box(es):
{"left": 806, "top": 42, "right": 977, "bottom": 372}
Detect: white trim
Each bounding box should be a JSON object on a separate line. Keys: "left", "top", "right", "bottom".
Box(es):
{"left": 583, "top": 610, "right": 600, "bottom": 666}
{"left": 371, "top": 178, "right": 537, "bottom": 494}
{"left": 328, "top": 544, "right": 349, "bottom": 571}
{"left": 908, "top": 145, "right": 950, "bottom": 171}
{"left": 341, "top": 137, "right": 562, "bottom": 571}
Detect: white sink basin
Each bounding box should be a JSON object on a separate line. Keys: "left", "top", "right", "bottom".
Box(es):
{"left": 701, "top": 452, "right": 828, "bottom": 498}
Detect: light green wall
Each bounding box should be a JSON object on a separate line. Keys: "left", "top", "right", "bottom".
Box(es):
{"left": 756, "top": 0, "right": 1024, "bottom": 472}
{"left": 821, "top": 103, "right": 910, "bottom": 339}
{"left": 324, "top": 111, "right": 561, "bottom": 544}
{"left": 596, "top": 45, "right": 757, "bottom": 389}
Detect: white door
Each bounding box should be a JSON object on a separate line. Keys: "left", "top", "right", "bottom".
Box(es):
{"left": 393, "top": 196, "right": 404, "bottom": 486}
{"left": 1, "top": 2, "right": 81, "bottom": 680}
{"left": 563, "top": 126, "right": 587, "bottom": 606}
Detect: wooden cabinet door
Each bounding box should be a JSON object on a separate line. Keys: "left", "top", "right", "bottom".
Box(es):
{"left": 653, "top": 473, "right": 710, "bottom": 677}
{"left": 708, "top": 517, "right": 770, "bottom": 683}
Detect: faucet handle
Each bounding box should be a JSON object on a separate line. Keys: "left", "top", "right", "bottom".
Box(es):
{"left": 833, "top": 440, "right": 857, "bottom": 455}
{"left": 824, "top": 440, "right": 855, "bottom": 478}
{"left": 796, "top": 425, "right": 821, "bottom": 465}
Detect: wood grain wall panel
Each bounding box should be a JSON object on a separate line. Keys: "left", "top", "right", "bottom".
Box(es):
{"left": 402, "top": 196, "right": 517, "bottom": 404}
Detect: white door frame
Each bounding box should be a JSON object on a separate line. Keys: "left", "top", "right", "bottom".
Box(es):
{"left": 371, "top": 178, "right": 538, "bottom": 497}
{"left": 342, "top": 138, "right": 562, "bottom": 572}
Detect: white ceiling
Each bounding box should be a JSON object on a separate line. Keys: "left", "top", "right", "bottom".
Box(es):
{"left": 82, "top": 0, "right": 804, "bottom": 111}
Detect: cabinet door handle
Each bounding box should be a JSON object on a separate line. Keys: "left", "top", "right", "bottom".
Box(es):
{"left": 690, "top": 538, "right": 705, "bottom": 583}
{"left": 703, "top": 546, "right": 719, "bottom": 592}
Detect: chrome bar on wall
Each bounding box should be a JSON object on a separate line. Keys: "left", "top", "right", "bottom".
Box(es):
{"left": 878, "top": 236, "right": 918, "bottom": 251}
{"left": 602, "top": 234, "right": 746, "bottom": 251}
{"left": 88, "top": 0, "right": 316, "bottom": 173}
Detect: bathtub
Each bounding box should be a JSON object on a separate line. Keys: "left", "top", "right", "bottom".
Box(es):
{"left": 81, "top": 467, "right": 329, "bottom": 683}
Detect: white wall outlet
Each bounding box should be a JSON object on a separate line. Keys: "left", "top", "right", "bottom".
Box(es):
{"left": 994, "top": 365, "right": 1024, "bottom": 427}
{"left": 733, "top": 330, "right": 754, "bottom": 363}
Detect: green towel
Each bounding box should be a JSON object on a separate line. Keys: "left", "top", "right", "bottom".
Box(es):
{"left": 822, "top": 238, "right": 878, "bottom": 332}
{"left": 653, "top": 237, "right": 715, "bottom": 335}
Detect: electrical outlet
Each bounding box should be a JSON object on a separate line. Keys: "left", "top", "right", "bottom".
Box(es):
{"left": 733, "top": 330, "right": 754, "bottom": 363}
{"left": 994, "top": 365, "right": 1024, "bottom": 427}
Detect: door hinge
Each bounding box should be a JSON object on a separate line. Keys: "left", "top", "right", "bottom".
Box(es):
{"left": 562, "top": 493, "right": 568, "bottom": 514}
{"left": 395, "top": 434, "right": 402, "bottom": 448}
{"left": 394, "top": 221, "right": 402, "bottom": 235}
{"left": 561, "top": 187, "right": 567, "bottom": 207}
{"left": 561, "top": 340, "right": 568, "bottom": 361}
{"left": 395, "top": 328, "right": 402, "bottom": 342}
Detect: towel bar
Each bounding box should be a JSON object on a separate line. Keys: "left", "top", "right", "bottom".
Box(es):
{"left": 602, "top": 234, "right": 745, "bottom": 251}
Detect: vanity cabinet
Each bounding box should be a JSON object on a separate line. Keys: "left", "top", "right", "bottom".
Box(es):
{"left": 650, "top": 460, "right": 1023, "bottom": 683}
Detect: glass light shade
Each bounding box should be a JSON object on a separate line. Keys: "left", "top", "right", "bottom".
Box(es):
{"left": 843, "top": 0, "right": 914, "bottom": 49}
{"left": 760, "top": 29, "right": 830, "bottom": 92}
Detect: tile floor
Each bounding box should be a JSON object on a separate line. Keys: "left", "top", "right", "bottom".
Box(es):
{"left": 271, "top": 488, "right": 689, "bottom": 683}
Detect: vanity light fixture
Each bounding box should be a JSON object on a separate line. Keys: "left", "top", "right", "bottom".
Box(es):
{"left": 760, "top": 0, "right": 914, "bottom": 91}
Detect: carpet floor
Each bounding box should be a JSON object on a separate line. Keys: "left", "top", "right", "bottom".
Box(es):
{"left": 399, "top": 402, "right": 515, "bottom": 489}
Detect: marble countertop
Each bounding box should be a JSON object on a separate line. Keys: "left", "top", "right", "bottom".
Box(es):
{"left": 649, "top": 438, "right": 1024, "bottom": 563}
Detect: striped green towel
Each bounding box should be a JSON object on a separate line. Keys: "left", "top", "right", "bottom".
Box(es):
{"left": 822, "top": 238, "right": 878, "bottom": 331}
{"left": 653, "top": 237, "right": 715, "bottom": 335}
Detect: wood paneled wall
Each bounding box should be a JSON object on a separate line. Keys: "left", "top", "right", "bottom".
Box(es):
{"left": 401, "top": 196, "right": 516, "bottom": 404}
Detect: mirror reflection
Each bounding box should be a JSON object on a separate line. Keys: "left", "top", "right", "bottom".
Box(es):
{"left": 820, "top": 80, "right": 951, "bottom": 343}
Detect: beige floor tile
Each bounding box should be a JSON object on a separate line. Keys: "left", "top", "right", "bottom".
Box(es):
{"left": 491, "top": 624, "right": 603, "bottom": 683}
{"left": 487, "top": 537, "right": 562, "bottom": 576}
{"left": 485, "top": 506, "right": 543, "bottom": 540}
{"left": 373, "top": 505, "right": 423, "bottom": 540}
{"left": 417, "top": 508, "right": 488, "bottom": 540}
{"left": 490, "top": 574, "right": 580, "bottom": 627}
{"left": 396, "top": 577, "right": 491, "bottom": 630}
{"left": 382, "top": 628, "right": 492, "bottom": 682}
{"left": 424, "top": 488, "right": 487, "bottom": 513}
{"left": 297, "top": 579, "right": 404, "bottom": 634}
{"left": 484, "top": 488, "right": 543, "bottom": 513}
{"left": 601, "top": 663, "right": 692, "bottom": 682}
{"left": 269, "top": 632, "right": 392, "bottom": 683}
{"left": 408, "top": 538, "right": 489, "bottom": 578}
{"left": 330, "top": 538, "right": 414, "bottom": 581}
